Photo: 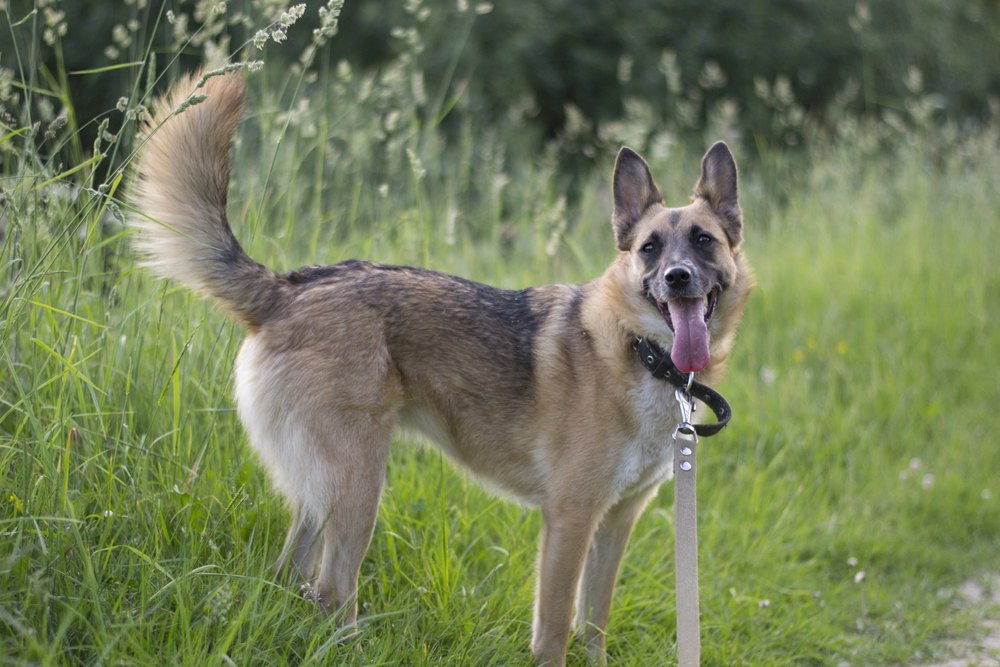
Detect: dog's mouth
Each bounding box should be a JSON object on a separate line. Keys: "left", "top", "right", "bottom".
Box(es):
{"left": 654, "top": 286, "right": 720, "bottom": 374}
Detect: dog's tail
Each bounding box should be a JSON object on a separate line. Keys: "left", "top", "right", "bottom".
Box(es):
{"left": 130, "top": 70, "right": 281, "bottom": 329}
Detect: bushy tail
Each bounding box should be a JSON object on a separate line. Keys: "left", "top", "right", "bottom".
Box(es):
{"left": 130, "top": 70, "right": 281, "bottom": 329}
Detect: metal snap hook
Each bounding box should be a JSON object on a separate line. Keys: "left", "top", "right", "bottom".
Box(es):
{"left": 674, "top": 387, "right": 694, "bottom": 425}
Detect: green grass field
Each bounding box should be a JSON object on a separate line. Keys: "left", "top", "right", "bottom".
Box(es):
{"left": 3, "top": 15, "right": 1000, "bottom": 666}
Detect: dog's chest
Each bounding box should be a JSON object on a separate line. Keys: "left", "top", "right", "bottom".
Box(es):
{"left": 612, "top": 376, "right": 680, "bottom": 497}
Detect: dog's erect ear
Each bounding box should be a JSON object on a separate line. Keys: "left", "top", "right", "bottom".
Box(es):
{"left": 693, "top": 141, "right": 742, "bottom": 246}
{"left": 613, "top": 147, "right": 663, "bottom": 251}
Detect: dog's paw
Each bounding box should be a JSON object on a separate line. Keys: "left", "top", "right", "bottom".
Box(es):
{"left": 299, "top": 582, "right": 320, "bottom": 602}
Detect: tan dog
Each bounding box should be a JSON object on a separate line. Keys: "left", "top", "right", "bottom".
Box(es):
{"left": 130, "top": 71, "right": 753, "bottom": 666}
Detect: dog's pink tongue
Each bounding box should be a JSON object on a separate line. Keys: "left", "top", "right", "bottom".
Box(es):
{"left": 667, "top": 298, "right": 709, "bottom": 373}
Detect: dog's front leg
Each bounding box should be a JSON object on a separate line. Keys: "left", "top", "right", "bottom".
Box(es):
{"left": 532, "top": 505, "right": 599, "bottom": 666}
{"left": 574, "top": 486, "right": 658, "bottom": 664}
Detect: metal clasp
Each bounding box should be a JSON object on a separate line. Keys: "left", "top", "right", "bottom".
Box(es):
{"left": 673, "top": 374, "right": 699, "bottom": 452}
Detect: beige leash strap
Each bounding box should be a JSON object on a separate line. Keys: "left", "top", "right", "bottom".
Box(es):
{"left": 673, "top": 387, "right": 700, "bottom": 667}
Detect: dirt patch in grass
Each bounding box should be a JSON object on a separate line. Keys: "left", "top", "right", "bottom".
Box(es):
{"left": 923, "top": 575, "right": 1000, "bottom": 667}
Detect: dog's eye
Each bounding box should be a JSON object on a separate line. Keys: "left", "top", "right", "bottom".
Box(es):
{"left": 640, "top": 240, "right": 658, "bottom": 254}
{"left": 695, "top": 233, "right": 713, "bottom": 246}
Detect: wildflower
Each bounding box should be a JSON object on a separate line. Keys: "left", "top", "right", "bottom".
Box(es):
{"left": 854, "top": 571, "right": 866, "bottom": 584}
{"left": 8, "top": 493, "right": 24, "bottom": 514}
{"left": 43, "top": 109, "right": 67, "bottom": 140}
{"left": 904, "top": 66, "right": 923, "bottom": 95}
{"left": 204, "top": 585, "right": 233, "bottom": 624}
{"left": 336, "top": 59, "right": 352, "bottom": 81}
{"left": 849, "top": 1, "right": 871, "bottom": 33}
{"left": 699, "top": 61, "right": 727, "bottom": 89}
{"left": 112, "top": 23, "right": 132, "bottom": 48}
{"left": 544, "top": 197, "right": 568, "bottom": 257}
{"left": 170, "top": 11, "right": 189, "bottom": 45}
{"left": 92, "top": 118, "right": 111, "bottom": 154}
{"left": 754, "top": 77, "right": 771, "bottom": 102}
{"left": 279, "top": 4, "right": 306, "bottom": 25}
{"left": 445, "top": 206, "right": 458, "bottom": 247}
{"left": 0, "top": 67, "right": 13, "bottom": 102}
{"left": 42, "top": 7, "right": 67, "bottom": 46}
{"left": 617, "top": 56, "right": 633, "bottom": 84}
{"left": 660, "top": 51, "right": 683, "bottom": 95}
{"left": 125, "top": 104, "right": 150, "bottom": 123}
{"left": 411, "top": 71, "right": 426, "bottom": 106}
{"left": 313, "top": 0, "right": 344, "bottom": 46}
{"left": 406, "top": 147, "right": 426, "bottom": 182}
{"left": 172, "top": 94, "right": 207, "bottom": 115}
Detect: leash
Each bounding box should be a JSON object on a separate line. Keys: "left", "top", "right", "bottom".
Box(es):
{"left": 673, "top": 384, "right": 700, "bottom": 667}
{"left": 634, "top": 336, "right": 733, "bottom": 667}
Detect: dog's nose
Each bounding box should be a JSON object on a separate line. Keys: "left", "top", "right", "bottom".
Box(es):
{"left": 664, "top": 266, "right": 691, "bottom": 286}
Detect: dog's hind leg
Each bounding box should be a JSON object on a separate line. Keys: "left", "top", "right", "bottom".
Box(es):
{"left": 275, "top": 506, "right": 321, "bottom": 585}
{"left": 236, "top": 333, "right": 399, "bottom": 625}
{"left": 310, "top": 414, "right": 392, "bottom": 626}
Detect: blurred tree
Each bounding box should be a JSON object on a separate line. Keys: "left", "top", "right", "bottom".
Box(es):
{"left": 2, "top": 0, "right": 997, "bottom": 157}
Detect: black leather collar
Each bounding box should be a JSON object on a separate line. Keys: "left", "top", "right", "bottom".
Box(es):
{"left": 634, "top": 336, "right": 732, "bottom": 437}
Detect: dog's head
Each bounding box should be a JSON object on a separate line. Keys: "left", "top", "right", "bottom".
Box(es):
{"left": 611, "top": 142, "right": 752, "bottom": 375}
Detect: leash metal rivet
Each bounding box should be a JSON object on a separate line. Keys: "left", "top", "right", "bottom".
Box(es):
{"left": 679, "top": 461, "right": 692, "bottom": 472}
{"left": 647, "top": 355, "right": 655, "bottom": 364}
{"left": 680, "top": 446, "right": 692, "bottom": 456}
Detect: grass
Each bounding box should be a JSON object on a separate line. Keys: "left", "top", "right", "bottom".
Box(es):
{"left": 2, "top": 6, "right": 1000, "bottom": 665}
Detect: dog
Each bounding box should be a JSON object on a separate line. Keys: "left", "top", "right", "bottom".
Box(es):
{"left": 129, "top": 71, "right": 753, "bottom": 666}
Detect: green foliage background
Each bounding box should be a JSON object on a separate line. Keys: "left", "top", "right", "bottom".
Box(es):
{"left": 2, "top": 0, "right": 998, "bottom": 158}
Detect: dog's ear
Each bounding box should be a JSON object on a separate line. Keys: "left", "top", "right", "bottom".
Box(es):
{"left": 693, "top": 141, "right": 742, "bottom": 246}
{"left": 613, "top": 147, "right": 663, "bottom": 251}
